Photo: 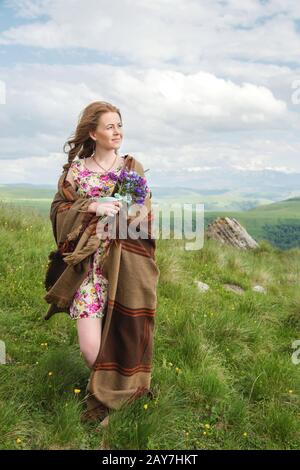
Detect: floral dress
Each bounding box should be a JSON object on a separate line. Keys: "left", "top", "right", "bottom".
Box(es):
{"left": 69, "top": 155, "right": 126, "bottom": 320}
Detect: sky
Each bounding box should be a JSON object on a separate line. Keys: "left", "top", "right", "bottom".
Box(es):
{"left": 0, "top": 0, "right": 300, "bottom": 187}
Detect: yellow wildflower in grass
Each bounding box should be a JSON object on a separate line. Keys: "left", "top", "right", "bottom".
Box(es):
{"left": 74, "top": 388, "right": 81, "bottom": 394}
{"left": 204, "top": 423, "right": 210, "bottom": 429}
{"left": 16, "top": 438, "right": 22, "bottom": 444}
{"left": 175, "top": 367, "right": 181, "bottom": 374}
{"left": 143, "top": 404, "right": 148, "bottom": 410}
{"left": 288, "top": 390, "right": 293, "bottom": 394}
{"left": 243, "top": 432, "right": 248, "bottom": 437}
{"left": 203, "top": 431, "right": 207, "bottom": 436}
{"left": 40, "top": 342, "right": 48, "bottom": 347}
{"left": 48, "top": 371, "right": 53, "bottom": 376}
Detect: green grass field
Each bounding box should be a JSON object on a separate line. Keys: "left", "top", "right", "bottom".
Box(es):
{"left": 0, "top": 185, "right": 54, "bottom": 217}
{"left": 0, "top": 201, "right": 300, "bottom": 450}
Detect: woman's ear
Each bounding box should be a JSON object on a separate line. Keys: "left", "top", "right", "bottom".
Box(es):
{"left": 89, "top": 131, "right": 96, "bottom": 141}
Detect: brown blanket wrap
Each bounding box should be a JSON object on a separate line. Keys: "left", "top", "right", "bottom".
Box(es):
{"left": 43, "top": 155, "right": 160, "bottom": 418}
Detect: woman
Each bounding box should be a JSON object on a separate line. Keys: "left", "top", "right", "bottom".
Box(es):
{"left": 44, "top": 101, "right": 160, "bottom": 426}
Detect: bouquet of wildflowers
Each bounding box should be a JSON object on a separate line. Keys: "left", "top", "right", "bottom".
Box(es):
{"left": 107, "top": 168, "right": 150, "bottom": 206}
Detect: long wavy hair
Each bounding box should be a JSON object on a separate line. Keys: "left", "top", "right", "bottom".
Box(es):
{"left": 63, "top": 101, "right": 122, "bottom": 165}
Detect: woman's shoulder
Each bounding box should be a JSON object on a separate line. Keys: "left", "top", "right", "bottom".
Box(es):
{"left": 125, "top": 154, "right": 145, "bottom": 173}
{"left": 69, "top": 157, "right": 83, "bottom": 174}
{"left": 70, "top": 157, "right": 83, "bottom": 169}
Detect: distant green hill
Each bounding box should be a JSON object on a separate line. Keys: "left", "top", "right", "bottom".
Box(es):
{"left": 246, "top": 197, "right": 300, "bottom": 216}
{"left": 204, "top": 197, "right": 300, "bottom": 250}
{"left": 0, "top": 185, "right": 55, "bottom": 216}
{"left": 0, "top": 185, "right": 299, "bottom": 249}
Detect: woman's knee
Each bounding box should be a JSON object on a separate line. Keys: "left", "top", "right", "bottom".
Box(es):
{"left": 76, "top": 318, "right": 102, "bottom": 368}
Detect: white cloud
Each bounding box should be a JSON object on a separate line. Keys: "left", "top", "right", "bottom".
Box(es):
{"left": 1, "top": 153, "right": 65, "bottom": 184}
{"left": 0, "top": 0, "right": 300, "bottom": 185}
{"left": 1, "top": 0, "right": 300, "bottom": 65}
{"left": 0, "top": 63, "right": 291, "bottom": 157}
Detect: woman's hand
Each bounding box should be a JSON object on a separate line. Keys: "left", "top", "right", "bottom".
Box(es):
{"left": 88, "top": 200, "right": 122, "bottom": 217}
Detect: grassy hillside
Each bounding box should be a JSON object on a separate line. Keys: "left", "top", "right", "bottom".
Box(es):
{"left": 0, "top": 201, "right": 300, "bottom": 450}
{"left": 247, "top": 197, "right": 300, "bottom": 215}
{"left": 0, "top": 185, "right": 54, "bottom": 216}
{"left": 151, "top": 185, "right": 300, "bottom": 212}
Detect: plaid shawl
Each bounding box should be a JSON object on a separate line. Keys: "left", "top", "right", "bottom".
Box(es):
{"left": 43, "top": 155, "right": 160, "bottom": 419}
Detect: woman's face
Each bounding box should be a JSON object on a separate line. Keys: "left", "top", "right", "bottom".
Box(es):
{"left": 90, "top": 111, "right": 123, "bottom": 151}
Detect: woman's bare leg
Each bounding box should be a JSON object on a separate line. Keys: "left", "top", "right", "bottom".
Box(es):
{"left": 76, "top": 317, "right": 102, "bottom": 369}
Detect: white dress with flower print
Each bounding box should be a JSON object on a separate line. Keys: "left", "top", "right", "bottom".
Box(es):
{"left": 68, "top": 155, "right": 126, "bottom": 320}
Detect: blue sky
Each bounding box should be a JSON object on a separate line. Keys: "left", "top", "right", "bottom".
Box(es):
{"left": 0, "top": 0, "right": 300, "bottom": 186}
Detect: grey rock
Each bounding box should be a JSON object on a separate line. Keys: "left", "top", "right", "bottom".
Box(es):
{"left": 194, "top": 280, "right": 210, "bottom": 292}
{"left": 252, "top": 285, "right": 267, "bottom": 293}
{"left": 206, "top": 217, "right": 259, "bottom": 250}
{"left": 223, "top": 283, "right": 245, "bottom": 295}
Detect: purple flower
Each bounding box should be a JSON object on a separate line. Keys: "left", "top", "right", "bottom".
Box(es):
{"left": 112, "top": 169, "right": 150, "bottom": 205}
{"left": 135, "top": 187, "right": 143, "bottom": 195}
{"left": 107, "top": 171, "right": 119, "bottom": 181}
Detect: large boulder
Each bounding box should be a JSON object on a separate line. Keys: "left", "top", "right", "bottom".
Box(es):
{"left": 206, "top": 217, "right": 259, "bottom": 249}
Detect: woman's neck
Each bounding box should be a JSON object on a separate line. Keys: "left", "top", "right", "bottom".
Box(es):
{"left": 93, "top": 150, "right": 117, "bottom": 165}
{"left": 84, "top": 154, "right": 125, "bottom": 174}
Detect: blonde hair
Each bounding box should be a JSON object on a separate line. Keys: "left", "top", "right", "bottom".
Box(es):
{"left": 63, "top": 101, "right": 122, "bottom": 165}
